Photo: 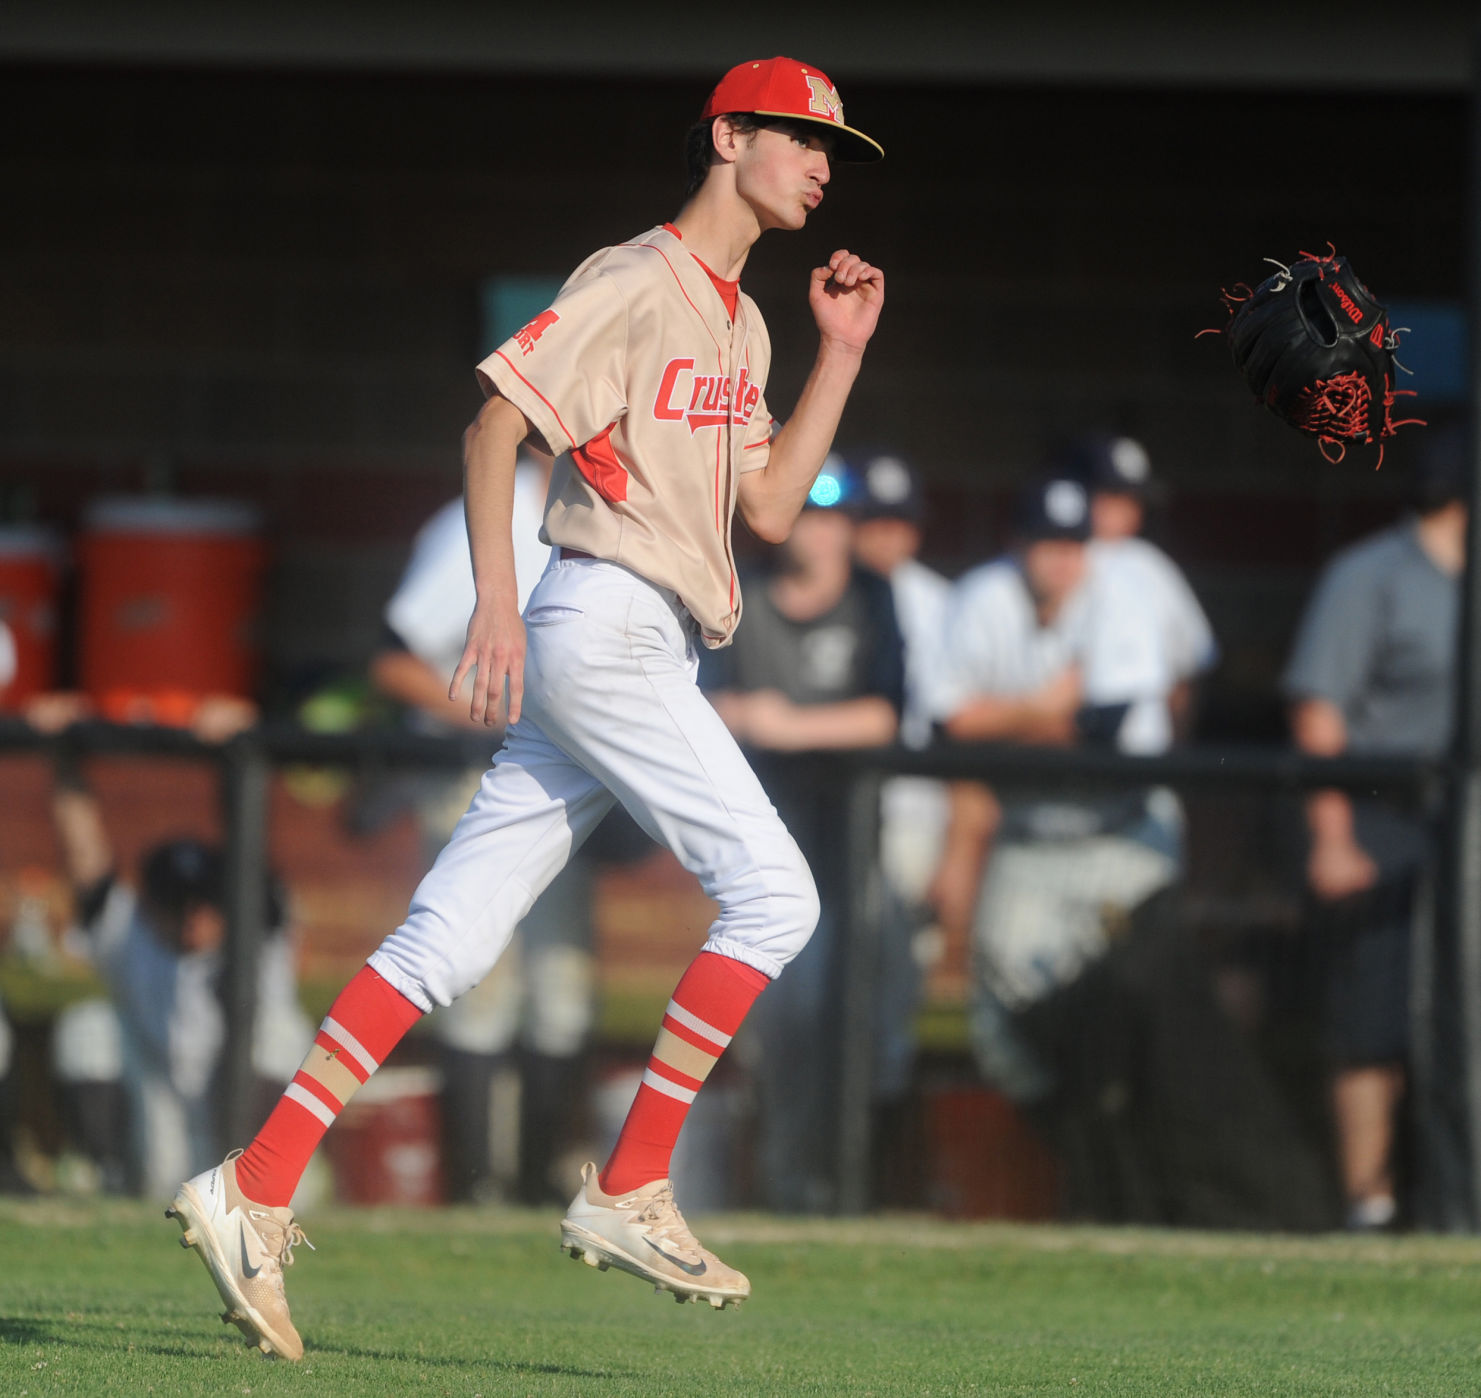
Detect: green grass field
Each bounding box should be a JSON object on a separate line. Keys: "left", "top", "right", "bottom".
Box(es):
{"left": 4, "top": 1198, "right": 1481, "bottom": 1397}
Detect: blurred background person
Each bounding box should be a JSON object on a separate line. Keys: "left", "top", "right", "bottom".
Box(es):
{"left": 0, "top": 618, "right": 22, "bottom": 1189}
{"left": 32, "top": 713, "right": 313, "bottom": 1199}
{"left": 704, "top": 461, "right": 905, "bottom": 1212}
{"left": 847, "top": 451, "right": 952, "bottom": 1196}
{"left": 1282, "top": 427, "right": 1466, "bottom": 1232}
{"left": 370, "top": 451, "right": 647, "bottom": 1204}
{"left": 931, "top": 475, "right": 1181, "bottom": 1106}
{"left": 1067, "top": 433, "right": 1218, "bottom": 926}
{"left": 1066, "top": 433, "right": 1218, "bottom": 751}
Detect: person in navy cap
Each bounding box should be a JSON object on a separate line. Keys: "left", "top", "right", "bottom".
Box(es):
{"left": 846, "top": 452, "right": 954, "bottom": 1197}
{"left": 1054, "top": 434, "right": 1217, "bottom": 755}
{"left": 929, "top": 474, "right": 1181, "bottom": 1105}
{"left": 703, "top": 456, "right": 906, "bottom": 1210}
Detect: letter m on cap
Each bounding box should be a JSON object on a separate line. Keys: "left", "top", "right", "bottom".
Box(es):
{"left": 804, "top": 75, "right": 843, "bottom": 124}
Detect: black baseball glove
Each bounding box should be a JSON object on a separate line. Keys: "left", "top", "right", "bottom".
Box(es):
{"left": 1211, "top": 248, "right": 1420, "bottom": 462}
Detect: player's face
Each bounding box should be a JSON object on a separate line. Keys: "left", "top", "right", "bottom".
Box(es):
{"left": 1092, "top": 492, "right": 1143, "bottom": 541}
{"left": 180, "top": 904, "right": 227, "bottom": 955}
{"left": 854, "top": 517, "right": 922, "bottom": 576}
{"left": 1022, "top": 539, "right": 1086, "bottom": 608}
{"left": 780, "top": 506, "right": 853, "bottom": 572}
{"left": 734, "top": 123, "right": 832, "bottom": 232}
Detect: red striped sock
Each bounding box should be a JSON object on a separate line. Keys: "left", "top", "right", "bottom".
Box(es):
{"left": 599, "top": 951, "right": 769, "bottom": 1196}
{"left": 234, "top": 965, "right": 423, "bottom": 1206}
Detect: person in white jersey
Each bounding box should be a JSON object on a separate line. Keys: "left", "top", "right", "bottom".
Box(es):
{"left": 1067, "top": 433, "right": 1218, "bottom": 754}
{"left": 371, "top": 454, "right": 615, "bottom": 1205}
{"left": 931, "top": 477, "right": 1182, "bottom": 1102}
{"left": 168, "top": 56, "right": 885, "bottom": 1359}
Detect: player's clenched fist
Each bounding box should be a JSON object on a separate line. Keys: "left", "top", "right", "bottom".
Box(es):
{"left": 810, "top": 249, "right": 884, "bottom": 354}
{"left": 450, "top": 599, "right": 526, "bottom": 727}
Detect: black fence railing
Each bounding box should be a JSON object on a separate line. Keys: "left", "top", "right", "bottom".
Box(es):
{"left": 0, "top": 719, "right": 1463, "bottom": 1221}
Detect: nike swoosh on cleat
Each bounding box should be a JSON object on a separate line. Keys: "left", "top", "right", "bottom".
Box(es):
{"left": 643, "top": 1238, "right": 707, "bottom": 1277}
{"left": 239, "top": 1225, "right": 262, "bottom": 1279}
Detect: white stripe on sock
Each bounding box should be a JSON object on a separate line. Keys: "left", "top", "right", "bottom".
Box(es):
{"left": 322, "top": 1016, "right": 378, "bottom": 1076}
{"left": 663, "top": 1000, "right": 731, "bottom": 1050}
{"left": 285, "top": 1081, "right": 337, "bottom": 1127}
{"left": 642, "top": 1066, "right": 698, "bottom": 1104}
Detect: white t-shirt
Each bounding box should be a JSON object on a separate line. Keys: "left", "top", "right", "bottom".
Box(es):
{"left": 888, "top": 556, "right": 952, "bottom": 750}
{"left": 932, "top": 557, "right": 1087, "bottom": 722}
{"left": 1082, "top": 537, "right": 1217, "bottom": 754}
{"left": 384, "top": 460, "right": 552, "bottom": 679}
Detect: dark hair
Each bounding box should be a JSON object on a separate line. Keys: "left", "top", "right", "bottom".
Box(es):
{"left": 141, "top": 837, "right": 287, "bottom": 930}
{"left": 682, "top": 112, "right": 764, "bottom": 199}
{"left": 142, "top": 840, "right": 224, "bottom": 919}
{"left": 1410, "top": 421, "right": 1469, "bottom": 514}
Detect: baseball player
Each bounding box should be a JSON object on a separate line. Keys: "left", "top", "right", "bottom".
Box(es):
{"left": 168, "top": 56, "right": 884, "bottom": 1358}
{"left": 372, "top": 456, "right": 590, "bottom": 1205}
{"left": 374, "top": 461, "right": 653, "bottom": 1204}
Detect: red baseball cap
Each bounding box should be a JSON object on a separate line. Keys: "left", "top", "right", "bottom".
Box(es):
{"left": 701, "top": 57, "right": 883, "bottom": 163}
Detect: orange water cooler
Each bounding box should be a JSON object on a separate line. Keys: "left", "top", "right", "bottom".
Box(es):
{"left": 77, "top": 498, "right": 266, "bottom": 724}
{"left": 0, "top": 526, "right": 62, "bottom": 710}
{"left": 325, "top": 1067, "right": 445, "bottom": 1205}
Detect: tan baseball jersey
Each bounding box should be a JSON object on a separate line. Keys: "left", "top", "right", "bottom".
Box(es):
{"left": 476, "top": 224, "right": 774, "bottom": 647}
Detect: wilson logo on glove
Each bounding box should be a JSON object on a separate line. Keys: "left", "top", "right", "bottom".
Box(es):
{"left": 1201, "top": 246, "right": 1424, "bottom": 465}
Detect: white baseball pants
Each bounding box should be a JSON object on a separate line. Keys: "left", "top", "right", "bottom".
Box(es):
{"left": 369, "top": 555, "right": 819, "bottom": 1011}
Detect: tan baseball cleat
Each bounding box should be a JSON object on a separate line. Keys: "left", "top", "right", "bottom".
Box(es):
{"left": 559, "top": 1161, "right": 749, "bottom": 1309}
{"left": 166, "top": 1151, "right": 312, "bottom": 1360}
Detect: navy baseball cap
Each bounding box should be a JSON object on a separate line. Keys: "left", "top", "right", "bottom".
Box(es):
{"left": 1410, "top": 423, "right": 1468, "bottom": 511}
{"left": 1017, "top": 477, "right": 1092, "bottom": 542}
{"left": 142, "top": 840, "right": 224, "bottom": 914}
{"left": 141, "top": 838, "right": 286, "bottom": 927}
{"left": 851, "top": 453, "right": 925, "bottom": 522}
{"left": 1055, "top": 434, "right": 1154, "bottom": 497}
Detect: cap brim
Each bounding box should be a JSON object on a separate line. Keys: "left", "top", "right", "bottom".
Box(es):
{"left": 753, "top": 110, "right": 884, "bottom": 162}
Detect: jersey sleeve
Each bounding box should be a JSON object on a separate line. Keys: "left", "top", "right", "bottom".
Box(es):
{"left": 740, "top": 395, "right": 777, "bottom": 473}
{"left": 930, "top": 569, "right": 1007, "bottom": 719}
{"left": 1155, "top": 555, "right": 1219, "bottom": 677}
{"left": 475, "top": 271, "right": 629, "bottom": 456}
{"left": 1080, "top": 562, "right": 1174, "bottom": 706}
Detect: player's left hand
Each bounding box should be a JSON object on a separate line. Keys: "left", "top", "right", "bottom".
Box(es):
{"left": 810, "top": 251, "right": 884, "bottom": 355}
{"left": 451, "top": 596, "right": 526, "bottom": 728}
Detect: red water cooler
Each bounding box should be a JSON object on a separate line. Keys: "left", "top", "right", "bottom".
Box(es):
{"left": 0, "top": 526, "right": 62, "bottom": 710}
{"left": 77, "top": 498, "right": 266, "bottom": 724}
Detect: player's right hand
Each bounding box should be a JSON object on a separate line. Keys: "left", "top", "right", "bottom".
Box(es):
{"left": 450, "top": 598, "right": 526, "bottom": 728}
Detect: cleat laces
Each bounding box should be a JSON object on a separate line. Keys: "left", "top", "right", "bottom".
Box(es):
{"left": 248, "top": 1210, "right": 315, "bottom": 1278}
{"left": 630, "top": 1186, "right": 705, "bottom": 1265}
